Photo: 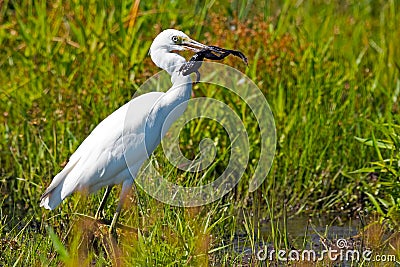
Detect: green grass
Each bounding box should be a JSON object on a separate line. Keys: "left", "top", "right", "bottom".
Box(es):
{"left": 1, "top": 0, "right": 400, "bottom": 265}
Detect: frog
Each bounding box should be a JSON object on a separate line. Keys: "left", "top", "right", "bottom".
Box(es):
{"left": 179, "top": 45, "right": 248, "bottom": 83}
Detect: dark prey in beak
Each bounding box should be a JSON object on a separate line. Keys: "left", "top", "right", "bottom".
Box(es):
{"left": 179, "top": 45, "right": 248, "bottom": 83}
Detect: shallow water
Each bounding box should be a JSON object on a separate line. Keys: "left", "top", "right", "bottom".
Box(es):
{"left": 230, "top": 214, "right": 368, "bottom": 266}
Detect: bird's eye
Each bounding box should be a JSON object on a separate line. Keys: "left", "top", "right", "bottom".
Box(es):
{"left": 171, "top": 36, "right": 179, "bottom": 43}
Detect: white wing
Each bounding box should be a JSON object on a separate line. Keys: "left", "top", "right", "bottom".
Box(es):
{"left": 40, "top": 92, "right": 164, "bottom": 210}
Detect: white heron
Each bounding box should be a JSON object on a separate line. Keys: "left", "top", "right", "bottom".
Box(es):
{"left": 40, "top": 29, "right": 244, "bottom": 233}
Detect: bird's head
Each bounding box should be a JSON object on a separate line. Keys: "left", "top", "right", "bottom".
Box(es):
{"left": 149, "top": 29, "right": 207, "bottom": 55}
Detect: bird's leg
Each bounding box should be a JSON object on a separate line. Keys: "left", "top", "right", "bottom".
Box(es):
{"left": 132, "top": 182, "right": 145, "bottom": 217}
{"left": 109, "top": 179, "right": 133, "bottom": 235}
{"left": 95, "top": 185, "right": 113, "bottom": 220}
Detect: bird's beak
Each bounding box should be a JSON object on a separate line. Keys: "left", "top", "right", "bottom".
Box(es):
{"left": 181, "top": 38, "right": 208, "bottom": 52}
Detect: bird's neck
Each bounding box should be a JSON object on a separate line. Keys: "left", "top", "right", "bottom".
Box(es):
{"left": 144, "top": 52, "right": 193, "bottom": 153}
{"left": 152, "top": 71, "right": 192, "bottom": 120}
{"left": 151, "top": 50, "right": 186, "bottom": 77}
{"left": 150, "top": 49, "right": 193, "bottom": 105}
